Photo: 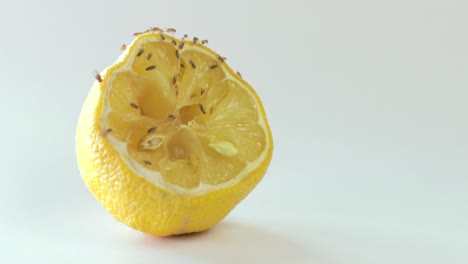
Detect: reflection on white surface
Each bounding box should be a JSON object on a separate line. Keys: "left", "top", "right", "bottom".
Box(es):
{"left": 2, "top": 214, "right": 466, "bottom": 263}
{"left": 135, "top": 222, "right": 318, "bottom": 264}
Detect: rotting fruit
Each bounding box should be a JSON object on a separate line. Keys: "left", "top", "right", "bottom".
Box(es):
{"left": 76, "top": 28, "right": 273, "bottom": 236}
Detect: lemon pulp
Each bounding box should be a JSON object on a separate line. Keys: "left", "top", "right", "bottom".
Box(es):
{"left": 100, "top": 34, "right": 270, "bottom": 195}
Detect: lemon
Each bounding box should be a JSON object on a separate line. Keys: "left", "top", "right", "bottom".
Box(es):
{"left": 76, "top": 29, "right": 273, "bottom": 236}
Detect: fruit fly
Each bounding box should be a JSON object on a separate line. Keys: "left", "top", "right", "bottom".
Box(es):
{"left": 173, "top": 75, "right": 177, "bottom": 84}
{"left": 147, "top": 53, "right": 152, "bottom": 60}
{"left": 150, "top": 27, "right": 162, "bottom": 32}
{"left": 120, "top": 44, "right": 127, "bottom": 52}
{"left": 189, "top": 59, "right": 196, "bottom": 69}
{"left": 210, "top": 64, "right": 218, "bottom": 69}
{"left": 166, "top": 28, "right": 176, "bottom": 33}
{"left": 199, "top": 104, "right": 206, "bottom": 114}
{"left": 193, "top": 37, "right": 199, "bottom": 44}
{"left": 175, "top": 50, "right": 180, "bottom": 59}
{"left": 201, "top": 40, "right": 208, "bottom": 44}
{"left": 145, "top": 65, "right": 156, "bottom": 71}
{"left": 94, "top": 71, "right": 102, "bottom": 83}
{"left": 130, "top": 102, "right": 139, "bottom": 109}
{"left": 236, "top": 71, "right": 242, "bottom": 78}
{"left": 102, "top": 128, "right": 112, "bottom": 136}
{"left": 143, "top": 160, "right": 152, "bottom": 165}
{"left": 218, "top": 55, "right": 226, "bottom": 62}
{"left": 147, "top": 127, "right": 157, "bottom": 133}
{"left": 178, "top": 41, "right": 185, "bottom": 49}
{"left": 137, "top": 48, "right": 144, "bottom": 57}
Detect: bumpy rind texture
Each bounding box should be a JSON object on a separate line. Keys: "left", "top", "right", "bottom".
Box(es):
{"left": 76, "top": 54, "right": 273, "bottom": 236}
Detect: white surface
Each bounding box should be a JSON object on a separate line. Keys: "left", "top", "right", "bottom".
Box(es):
{"left": 0, "top": 0, "right": 467, "bottom": 263}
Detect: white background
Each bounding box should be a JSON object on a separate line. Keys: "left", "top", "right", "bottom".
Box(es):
{"left": 0, "top": 0, "right": 467, "bottom": 263}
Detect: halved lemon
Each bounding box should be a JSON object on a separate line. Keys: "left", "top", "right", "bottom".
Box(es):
{"left": 76, "top": 30, "right": 273, "bottom": 236}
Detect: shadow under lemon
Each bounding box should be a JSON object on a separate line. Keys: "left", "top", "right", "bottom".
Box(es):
{"left": 138, "top": 220, "right": 332, "bottom": 264}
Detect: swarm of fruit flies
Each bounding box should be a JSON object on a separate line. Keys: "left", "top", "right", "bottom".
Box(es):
{"left": 95, "top": 27, "right": 220, "bottom": 85}
{"left": 95, "top": 26, "right": 244, "bottom": 161}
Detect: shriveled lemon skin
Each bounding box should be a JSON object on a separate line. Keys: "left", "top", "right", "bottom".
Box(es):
{"left": 76, "top": 40, "right": 273, "bottom": 236}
